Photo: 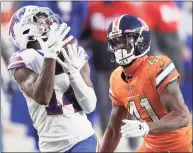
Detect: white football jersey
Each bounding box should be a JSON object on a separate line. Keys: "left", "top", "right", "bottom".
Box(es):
{"left": 8, "top": 48, "right": 95, "bottom": 152}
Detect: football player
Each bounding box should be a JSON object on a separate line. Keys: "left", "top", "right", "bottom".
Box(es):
{"left": 7, "top": 6, "right": 99, "bottom": 152}
{"left": 100, "top": 15, "right": 192, "bottom": 152}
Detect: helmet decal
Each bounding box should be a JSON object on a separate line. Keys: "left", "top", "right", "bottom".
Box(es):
{"left": 112, "top": 14, "right": 126, "bottom": 32}
{"left": 9, "top": 7, "right": 26, "bottom": 38}
{"left": 9, "top": 14, "right": 17, "bottom": 39}
{"left": 17, "top": 7, "right": 26, "bottom": 18}
{"left": 137, "top": 18, "right": 149, "bottom": 31}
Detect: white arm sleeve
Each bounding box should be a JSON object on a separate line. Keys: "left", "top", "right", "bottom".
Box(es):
{"left": 70, "top": 72, "right": 97, "bottom": 114}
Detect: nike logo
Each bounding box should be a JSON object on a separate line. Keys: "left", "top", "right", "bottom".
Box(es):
{"left": 48, "top": 42, "right": 57, "bottom": 48}
{"left": 72, "top": 65, "right": 78, "bottom": 69}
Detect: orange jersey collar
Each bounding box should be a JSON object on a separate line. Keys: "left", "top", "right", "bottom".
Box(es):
{"left": 123, "top": 55, "right": 148, "bottom": 77}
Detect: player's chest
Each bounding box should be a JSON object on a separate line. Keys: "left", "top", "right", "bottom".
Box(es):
{"left": 119, "top": 78, "right": 159, "bottom": 122}
{"left": 119, "top": 77, "right": 148, "bottom": 105}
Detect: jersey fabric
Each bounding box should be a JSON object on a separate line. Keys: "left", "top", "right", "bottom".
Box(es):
{"left": 67, "top": 135, "right": 99, "bottom": 152}
{"left": 136, "top": 141, "right": 192, "bottom": 152}
{"left": 8, "top": 48, "right": 95, "bottom": 152}
{"left": 109, "top": 55, "right": 192, "bottom": 151}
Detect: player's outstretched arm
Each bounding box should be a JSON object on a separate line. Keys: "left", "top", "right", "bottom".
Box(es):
{"left": 57, "top": 45, "right": 97, "bottom": 114}
{"left": 148, "top": 79, "right": 189, "bottom": 132}
{"left": 76, "top": 60, "right": 97, "bottom": 114}
{"left": 100, "top": 103, "right": 128, "bottom": 152}
{"left": 14, "top": 23, "right": 71, "bottom": 105}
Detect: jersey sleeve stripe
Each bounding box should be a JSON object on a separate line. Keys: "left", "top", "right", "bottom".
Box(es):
{"left": 156, "top": 61, "right": 172, "bottom": 77}
{"left": 169, "top": 76, "right": 178, "bottom": 83}
{"left": 8, "top": 60, "right": 26, "bottom": 70}
{"left": 156, "top": 66, "right": 176, "bottom": 89}
{"left": 109, "top": 88, "right": 118, "bottom": 101}
{"left": 165, "top": 76, "right": 178, "bottom": 87}
{"left": 109, "top": 93, "right": 118, "bottom": 101}
{"left": 156, "top": 62, "right": 175, "bottom": 85}
{"left": 36, "top": 50, "right": 44, "bottom": 56}
{"left": 9, "top": 56, "right": 23, "bottom": 63}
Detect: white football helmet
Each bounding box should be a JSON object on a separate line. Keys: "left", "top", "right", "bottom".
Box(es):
{"left": 8, "top": 5, "right": 63, "bottom": 50}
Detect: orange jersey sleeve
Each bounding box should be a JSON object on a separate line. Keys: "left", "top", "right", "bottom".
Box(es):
{"left": 109, "top": 71, "right": 124, "bottom": 106}
{"left": 150, "top": 56, "right": 180, "bottom": 93}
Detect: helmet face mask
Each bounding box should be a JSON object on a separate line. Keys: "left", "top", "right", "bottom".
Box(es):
{"left": 9, "top": 6, "right": 63, "bottom": 50}
{"left": 107, "top": 33, "right": 136, "bottom": 65}
{"left": 107, "top": 15, "right": 151, "bottom": 66}
{"left": 108, "top": 34, "right": 134, "bottom": 51}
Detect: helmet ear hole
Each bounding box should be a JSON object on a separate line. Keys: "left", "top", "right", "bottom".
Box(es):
{"left": 136, "top": 40, "right": 149, "bottom": 56}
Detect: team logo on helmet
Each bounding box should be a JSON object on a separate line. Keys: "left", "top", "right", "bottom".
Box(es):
{"left": 137, "top": 18, "right": 149, "bottom": 31}
{"left": 9, "top": 8, "right": 26, "bottom": 40}
{"left": 18, "top": 7, "right": 26, "bottom": 19}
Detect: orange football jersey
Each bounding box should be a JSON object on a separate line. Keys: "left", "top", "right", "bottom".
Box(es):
{"left": 109, "top": 55, "right": 192, "bottom": 151}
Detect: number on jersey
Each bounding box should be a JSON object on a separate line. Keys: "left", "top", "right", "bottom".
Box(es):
{"left": 129, "top": 98, "right": 159, "bottom": 122}
{"left": 46, "top": 89, "right": 82, "bottom": 115}
{"left": 148, "top": 56, "right": 161, "bottom": 65}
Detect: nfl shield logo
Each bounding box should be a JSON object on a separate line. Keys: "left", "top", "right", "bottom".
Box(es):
{"left": 128, "top": 87, "right": 133, "bottom": 93}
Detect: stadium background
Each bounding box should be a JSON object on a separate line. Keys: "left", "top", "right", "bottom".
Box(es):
{"left": 1, "top": 1, "right": 192, "bottom": 152}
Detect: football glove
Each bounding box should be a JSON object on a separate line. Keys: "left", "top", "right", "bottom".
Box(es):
{"left": 36, "top": 23, "right": 70, "bottom": 59}
{"left": 56, "top": 44, "right": 85, "bottom": 80}
{"left": 121, "top": 120, "right": 149, "bottom": 138}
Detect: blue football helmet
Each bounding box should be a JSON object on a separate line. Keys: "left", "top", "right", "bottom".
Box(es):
{"left": 107, "top": 14, "right": 151, "bottom": 66}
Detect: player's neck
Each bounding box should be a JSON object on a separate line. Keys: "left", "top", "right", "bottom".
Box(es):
{"left": 123, "top": 55, "right": 148, "bottom": 77}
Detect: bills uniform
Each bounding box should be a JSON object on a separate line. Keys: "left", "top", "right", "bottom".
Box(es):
{"left": 8, "top": 49, "right": 98, "bottom": 152}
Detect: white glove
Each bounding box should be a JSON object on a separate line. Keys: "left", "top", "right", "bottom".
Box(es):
{"left": 36, "top": 23, "right": 70, "bottom": 59}
{"left": 56, "top": 44, "right": 85, "bottom": 80}
{"left": 121, "top": 120, "right": 149, "bottom": 138}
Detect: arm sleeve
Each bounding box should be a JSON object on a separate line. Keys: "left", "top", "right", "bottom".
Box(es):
{"left": 7, "top": 49, "right": 40, "bottom": 80}
{"left": 151, "top": 56, "right": 180, "bottom": 93}
{"left": 109, "top": 72, "right": 124, "bottom": 106}
{"left": 7, "top": 53, "right": 27, "bottom": 79}
{"left": 7, "top": 55, "right": 26, "bottom": 71}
